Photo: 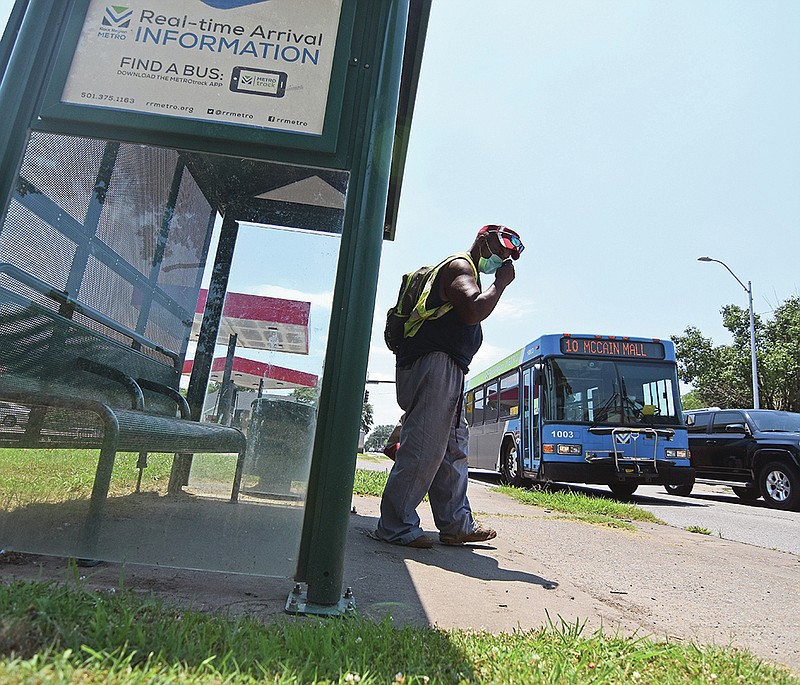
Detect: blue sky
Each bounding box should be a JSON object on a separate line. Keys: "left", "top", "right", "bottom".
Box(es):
{"left": 2, "top": 1, "right": 799, "bottom": 429}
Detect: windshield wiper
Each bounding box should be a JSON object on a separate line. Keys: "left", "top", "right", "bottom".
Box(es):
{"left": 621, "top": 376, "right": 651, "bottom": 424}
{"left": 592, "top": 391, "right": 620, "bottom": 424}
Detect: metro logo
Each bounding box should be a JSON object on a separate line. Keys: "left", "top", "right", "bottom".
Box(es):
{"left": 102, "top": 5, "right": 132, "bottom": 28}
{"left": 199, "top": 0, "right": 271, "bottom": 8}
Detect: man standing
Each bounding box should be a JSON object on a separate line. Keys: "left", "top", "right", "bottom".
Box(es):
{"left": 376, "top": 225, "right": 524, "bottom": 547}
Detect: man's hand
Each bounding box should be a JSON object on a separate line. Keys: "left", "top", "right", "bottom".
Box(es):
{"left": 494, "top": 260, "right": 515, "bottom": 289}
{"left": 442, "top": 257, "right": 515, "bottom": 326}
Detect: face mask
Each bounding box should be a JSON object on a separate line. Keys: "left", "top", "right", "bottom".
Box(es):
{"left": 478, "top": 253, "right": 504, "bottom": 275}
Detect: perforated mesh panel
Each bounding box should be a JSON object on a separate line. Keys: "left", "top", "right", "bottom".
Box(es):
{"left": 0, "top": 133, "right": 214, "bottom": 361}
{"left": 79, "top": 255, "right": 139, "bottom": 331}
{"left": 144, "top": 299, "right": 186, "bottom": 359}
{"left": 0, "top": 199, "right": 77, "bottom": 293}
{"left": 72, "top": 310, "right": 135, "bottom": 349}
{"left": 19, "top": 132, "right": 105, "bottom": 224}
{"left": 158, "top": 166, "right": 210, "bottom": 314}
{"left": 97, "top": 144, "right": 177, "bottom": 274}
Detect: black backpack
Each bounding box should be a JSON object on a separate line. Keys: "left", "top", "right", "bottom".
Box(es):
{"left": 384, "top": 265, "right": 436, "bottom": 353}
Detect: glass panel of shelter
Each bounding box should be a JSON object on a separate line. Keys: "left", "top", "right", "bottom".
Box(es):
{"left": 0, "top": 131, "right": 347, "bottom": 577}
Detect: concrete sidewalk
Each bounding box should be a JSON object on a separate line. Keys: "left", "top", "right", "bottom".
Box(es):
{"left": 347, "top": 470, "right": 798, "bottom": 671}
{"left": 1, "top": 458, "right": 798, "bottom": 672}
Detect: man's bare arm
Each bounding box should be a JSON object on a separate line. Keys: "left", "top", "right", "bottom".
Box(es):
{"left": 440, "top": 258, "right": 515, "bottom": 325}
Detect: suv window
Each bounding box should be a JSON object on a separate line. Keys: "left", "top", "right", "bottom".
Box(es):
{"left": 711, "top": 411, "right": 747, "bottom": 432}
{"left": 687, "top": 412, "right": 711, "bottom": 434}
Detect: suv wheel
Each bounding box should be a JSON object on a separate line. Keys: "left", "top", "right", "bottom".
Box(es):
{"left": 500, "top": 442, "right": 525, "bottom": 487}
{"left": 664, "top": 482, "right": 693, "bottom": 497}
{"left": 758, "top": 461, "right": 800, "bottom": 511}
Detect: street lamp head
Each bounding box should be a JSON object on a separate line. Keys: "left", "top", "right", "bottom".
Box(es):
{"left": 697, "top": 256, "right": 713, "bottom": 262}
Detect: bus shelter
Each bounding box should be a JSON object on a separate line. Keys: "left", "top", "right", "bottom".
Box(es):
{"left": 0, "top": 0, "right": 430, "bottom": 613}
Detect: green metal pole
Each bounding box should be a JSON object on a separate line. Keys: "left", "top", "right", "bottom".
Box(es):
{"left": 0, "top": 0, "right": 65, "bottom": 219}
{"left": 297, "top": 0, "right": 411, "bottom": 609}
{"left": 0, "top": 0, "right": 31, "bottom": 82}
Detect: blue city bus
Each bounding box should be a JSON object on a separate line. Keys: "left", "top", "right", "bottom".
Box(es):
{"left": 464, "top": 333, "right": 695, "bottom": 497}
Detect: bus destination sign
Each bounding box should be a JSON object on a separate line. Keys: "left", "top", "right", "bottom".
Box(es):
{"left": 560, "top": 337, "right": 665, "bottom": 359}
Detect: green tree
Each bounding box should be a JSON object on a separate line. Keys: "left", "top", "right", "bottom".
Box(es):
{"left": 365, "top": 423, "right": 395, "bottom": 452}
{"left": 679, "top": 389, "right": 705, "bottom": 410}
{"left": 673, "top": 296, "right": 800, "bottom": 411}
{"left": 291, "top": 386, "right": 319, "bottom": 405}
{"left": 361, "top": 401, "right": 374, "bottom": 434}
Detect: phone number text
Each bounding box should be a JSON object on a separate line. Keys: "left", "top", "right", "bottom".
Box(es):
{"left": 80, "top": 92, "right": 135, "bottom": 104}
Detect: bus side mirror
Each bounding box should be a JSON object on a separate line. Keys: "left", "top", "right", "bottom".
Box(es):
{"left": 532, "top": 363, "right": 543, "bottom": 386}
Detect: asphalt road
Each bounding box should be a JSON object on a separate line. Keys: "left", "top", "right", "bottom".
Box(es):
{"left": 465, "top": 469, "right": 800, "bottom": 556}
{"left": 629, "top": 482, "right": 800, "bottom": 555}
{"left": 526, "top": 478, "right": 800, "bottom": 556}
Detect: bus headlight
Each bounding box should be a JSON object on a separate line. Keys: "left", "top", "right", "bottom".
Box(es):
{"left": 556, "top": 444, "right": 583, "bottom": 455}
{"left": 665, "top": 448, "right": 689, "bottom": 459}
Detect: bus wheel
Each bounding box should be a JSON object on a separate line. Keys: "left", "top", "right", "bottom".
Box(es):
{"left": 664, "top": 482, "right": 693, "bottom": 497}
{"left": 609, "top": 482, "right": 638, "bottom": 499}
{"left": 500, "top": 443, "right": 525, "bottom": 487}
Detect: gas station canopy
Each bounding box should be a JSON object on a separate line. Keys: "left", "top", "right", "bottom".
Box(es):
{"left": 191, "top": 288, "right": 310, "bottom": 355}
{"left": 181, "top": 356, "right": 317, "bottom": 391}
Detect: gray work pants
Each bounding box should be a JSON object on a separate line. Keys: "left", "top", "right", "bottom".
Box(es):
{"left": 376, "top": 351, "right": 475, "bottom": 544}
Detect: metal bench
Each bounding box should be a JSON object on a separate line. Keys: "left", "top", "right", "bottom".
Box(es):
{"left": 0, "top": 263, "right": 246, "bottom": 551}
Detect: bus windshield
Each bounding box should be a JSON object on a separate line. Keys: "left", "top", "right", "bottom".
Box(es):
{"left": 546, "top": 357, "right": 681, "bottom": 426}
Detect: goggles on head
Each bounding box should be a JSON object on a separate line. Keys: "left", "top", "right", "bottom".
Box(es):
{"left": 478, "top": 224, "right": 525, "bottom": 259}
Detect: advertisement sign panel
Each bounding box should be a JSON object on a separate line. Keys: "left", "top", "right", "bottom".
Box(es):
{"left": 61, "top": 0, "right": 343, "bottom": 136}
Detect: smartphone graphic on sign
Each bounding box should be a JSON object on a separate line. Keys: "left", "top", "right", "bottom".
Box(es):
{"left": 230, "top": 67, "right": 287, "bottom": 98}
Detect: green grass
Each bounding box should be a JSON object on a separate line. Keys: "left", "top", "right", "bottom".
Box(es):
{"left": 684, "top": 525, "right": 713, "bottom": 535}
{"left": 0, "top": 449, "right": 172, "bottom": 507}
{"left": 353, "top": 469, "right": 660, "bottom": 529}
{"left": 0, "top": 448, "right": 241, "bottom": 509}
{"left": 353, "top": 468, "right": 429, "bottom": 503}
{"left": 493, "top": 484, "right": 663, "bottom": 529}
{"left": 2, "top": 461, "right": 795, "bottom": 682}
{"left": 0, "top": 580, "right": 796, "bottom": 685}
{"left": 353, "top": 467, "right": 391, "bottom": 497}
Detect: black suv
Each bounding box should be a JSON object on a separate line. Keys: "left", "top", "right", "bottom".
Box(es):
{"left": 664, "top": 408, "right": 800, "bottom": 511}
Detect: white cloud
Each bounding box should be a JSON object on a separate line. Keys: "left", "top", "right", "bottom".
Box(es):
{"left": 490, "top": 296, "right": 538, "bottom": 321}
{"left": 469, "top": 341, "right": 511, "bottom": 378}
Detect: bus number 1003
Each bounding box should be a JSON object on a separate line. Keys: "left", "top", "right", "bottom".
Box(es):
{"left": 553, "top": 430, "right": 575, "bottom": 439}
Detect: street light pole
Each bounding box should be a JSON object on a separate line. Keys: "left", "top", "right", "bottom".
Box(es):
{"left": 698, "top": 256, "right": 760, "bottom": 409}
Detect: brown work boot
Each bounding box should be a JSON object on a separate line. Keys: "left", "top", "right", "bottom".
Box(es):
{"left": 403, "top": 534, "right": 434, "bottom": 548}
{"left": 439, "top": 526, "right": 497, "bottom": 546}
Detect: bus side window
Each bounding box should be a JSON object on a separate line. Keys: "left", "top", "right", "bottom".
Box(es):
{"left": 485, "top": 382, "right": 499, "bottom": 423}
{"left": 465, "top": 391, "right": 474, "bottom": 426}
{"left": 499, "top": 372, "right": 518, "bottom": 419}
{"left": 474, "top": 388, "right": 484, "bottom": 425}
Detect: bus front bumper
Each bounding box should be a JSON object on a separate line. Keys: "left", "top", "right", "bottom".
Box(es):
{"left": 540, "top": 461, "right": 695, "bottom": 486}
